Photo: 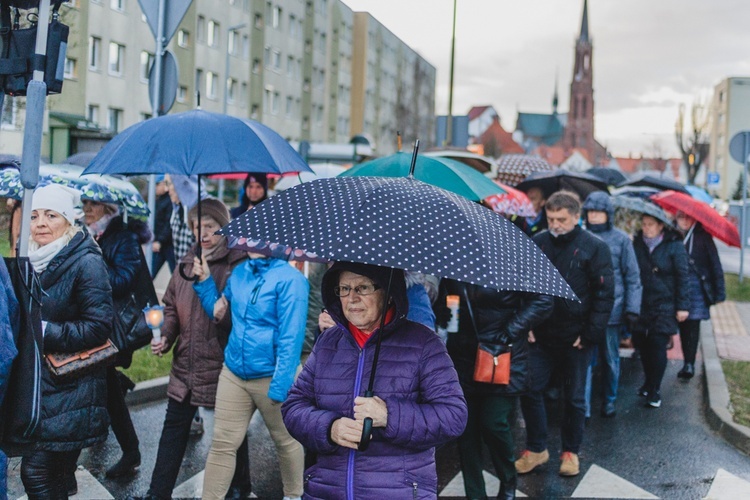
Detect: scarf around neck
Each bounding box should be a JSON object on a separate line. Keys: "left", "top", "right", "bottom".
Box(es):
{"left": 643, "top": 233, "right": 664, "bottom": 254}
{"left": 87, "top": 211, "right": 119, "bottom": 240}
{"left": 28, "top": 232, "right": 73, "bottom": 272}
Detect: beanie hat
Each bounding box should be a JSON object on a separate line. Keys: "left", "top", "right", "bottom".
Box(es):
{"left": 155, "top": 174, "right": 166, "bottom": 183}
{"left": 188, "top": 197, "right": 230, "bottom": 229}
{"left": 31, "top": 184, "right": 81, "bottom": 225}
{"left": 245, "top": 173, "right": 268, "bottom": 192}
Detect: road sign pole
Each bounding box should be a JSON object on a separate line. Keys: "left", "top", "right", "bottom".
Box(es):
{"left": 741, "top": 135, "right": 749, "bottom": 283}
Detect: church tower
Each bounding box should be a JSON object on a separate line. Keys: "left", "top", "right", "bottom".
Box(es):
{"left": 563, "top": 0, "right": 596, "bottom": 162}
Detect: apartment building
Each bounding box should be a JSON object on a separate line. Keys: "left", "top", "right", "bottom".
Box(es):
{"left": 0, "top": 0, "right": 435, "bottom": 161}
{"left": 708, "top": 77, "right": 750, "bottom": 199}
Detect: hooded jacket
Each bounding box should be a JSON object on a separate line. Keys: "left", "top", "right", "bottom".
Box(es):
{"left": 582, "top": 192, "right": 643, "bottom": 325}
{"left": 161, "top": 243, "right": 246, "bottom": 407}
{"left": 533, "top": 226, "right": 615, "bottom": 346}
{"left": 633, "top": 228, "right": 690, "bottom": 334}
{"left": 194, "top": 257, "right": 309, "bottom": 403}
{"left": 282, "top": 262, "right": 467, "bottom": 499}
{"left": 36, "top": 231, "right": 113, "bottom": 451}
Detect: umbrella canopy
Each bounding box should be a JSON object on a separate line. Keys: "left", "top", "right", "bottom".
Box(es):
{"left": 650, "top": 190, "right": 741, "bottom": 247}
{"left": 586, "top": 167, "right": 627, "bottom": 187}
{"left": 611, "top": 195, "right": 671, "bottom": 225}
{"left": 0, "top": 164, "right": 149, "bottom": 218}
{"left": 220, "top": 176, "right": 576, "bottom": 300}
{"left": 274, "top": 163, "right": 347, "bottom": 191}
{"left": 83, "top": 109, "right": 311, "bottom": 177}
{"left": 685, "top": 185, "right": 713, "bottom": 204}
{"left": 340, "top": 153, "right": 505, "bottom": 202}
{"left": 424, "top": 150, "right": 498, "bottom": 176}
{"left": 495, "top": 154, "right": 554, "bottom": 186}
{"left": 485, "top": 181, "right": 536, "bottom": 217}
{"left": 610, "top": 185, "right": 660, "bottom": 199}
{"left": 617, "top": 173, "right": 689, "bottom": 194}
{"left": 516, "top": 168, "right": 609, "bottom": 200}
{"left": 64, "top": 151, "right": 98, "bottom": 167}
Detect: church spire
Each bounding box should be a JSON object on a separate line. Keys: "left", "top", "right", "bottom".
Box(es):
{"left": 579, "top": 0, "right": 589, "bottom": 42}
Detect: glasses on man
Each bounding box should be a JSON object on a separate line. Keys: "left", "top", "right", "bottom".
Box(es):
{"left": 334, "top": 283, "right": 381, "bottom": 297}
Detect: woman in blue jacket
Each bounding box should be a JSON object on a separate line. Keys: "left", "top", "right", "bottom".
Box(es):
{"left": 193, "top": 251, "right": 309, "bottom": 500}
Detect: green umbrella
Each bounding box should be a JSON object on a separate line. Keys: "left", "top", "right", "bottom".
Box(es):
{"left": 339, "top": 152, "right": 505, "bottom": 202}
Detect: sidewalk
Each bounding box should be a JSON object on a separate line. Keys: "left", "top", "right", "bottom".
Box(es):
{"left": 703, "top": 300, "right": 750, "bottom": 455}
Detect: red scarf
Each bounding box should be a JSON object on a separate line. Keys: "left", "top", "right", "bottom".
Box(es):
{"left": 348, "top": 306, "right": 396, "bottom": 348}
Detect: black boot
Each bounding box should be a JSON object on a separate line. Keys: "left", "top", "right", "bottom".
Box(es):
{"left": 66, "top": 473, "right": 78, "bottom": 496}
{"left": 678, "top": 363, "right": 695, "bottom": 379}
{"left": 497, "top": 476, "right": 517, "bottom": 500}
{"left": 105, "top": 449, "right": 141, "bottom": 478}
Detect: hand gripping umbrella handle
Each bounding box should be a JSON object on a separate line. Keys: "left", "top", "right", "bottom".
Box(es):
{"left": 358, "top": 390, "right": 374, "bottom": 452}
{"left": 178, "top": 263, "right": 199, "bottom": 282}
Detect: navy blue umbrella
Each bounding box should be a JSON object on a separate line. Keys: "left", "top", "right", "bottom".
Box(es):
{"left": 516, "top": 168, "right": 609, "bottom": 200}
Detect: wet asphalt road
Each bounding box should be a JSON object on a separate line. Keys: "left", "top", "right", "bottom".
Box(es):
{"left": 6, "top": 354, "right": 750, "bottom": 499}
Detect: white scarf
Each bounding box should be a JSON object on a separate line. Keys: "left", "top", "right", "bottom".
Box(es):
{"left": 87, "top": 210, "right": 120, "bottom": 239}
{"left": 28, "top": 233, "right": 73, "bottom": 273}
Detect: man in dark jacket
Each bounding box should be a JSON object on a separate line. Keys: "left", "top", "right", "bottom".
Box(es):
{"left": 517, "top": 191, "right": 614, "bottom": 478}
{"left": 151, "top": 175, "right": 175, "bottom": 277}
{"left": 0, "top": 257, "right": 19, "bottom": 500}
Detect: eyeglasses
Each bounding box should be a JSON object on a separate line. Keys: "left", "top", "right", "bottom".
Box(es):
{"left": 334, "top": 283, "right": 381, "bottom": 297}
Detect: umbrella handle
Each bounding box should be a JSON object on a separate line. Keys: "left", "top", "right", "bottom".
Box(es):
{"left": 178, "top": 262, "right": 199, "bottom": 282}
{"left": 357, "top": 390, "right": 375, "bottom": 452}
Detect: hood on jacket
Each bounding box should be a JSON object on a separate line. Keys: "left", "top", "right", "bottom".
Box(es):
{"left": 321, "top": 262, "right": 408, "bottom": 328}
{"left": 582, "top": 191, "right": 614, "bottom": 229}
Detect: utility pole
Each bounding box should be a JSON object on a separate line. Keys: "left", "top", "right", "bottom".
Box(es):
{"left": 445, "top": 0, "right": 457, "bottom": 147}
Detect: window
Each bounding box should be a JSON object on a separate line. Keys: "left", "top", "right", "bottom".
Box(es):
{"left": 272, "top": 5, "right": 282, "bottom": 29}
{"left": 252, "top": 58, "right": 261, "bottom": 74}
{"left": 197, "top": 16, "right": 206, "bottom": 42}
{"left": 177, "top": 30, "right": 190, "bottom": 48}
{"left": 195, "top": 68, "right": 204, "bottom": 93}
{"left": 139, "top": 51, "right": 154, "bottom": 82}
{"left": 227, "top": 78, "right": 237, "bottom": 102}
{"left": 272, "top": 50, "right": 280, "bottom": 70}
{"left": 206, "top": 71, "right": 218, "bottom": 99}
{"left": 88, "top": 36, "right": 101, "bottom": 70}
{"left": 87, "top": 104, "right": 99, "bottom": 125}
{"left": 110, "top": 0, "right": 124, "bottom": 11}
{"left": 289, "top": 14, "right": 296, "bottom": 37}
{"left": 2, "top": 96, "right": 17, "bottom": 128}
{"left": 177, "top": 85, "right": 187, "bottom": 103}
{"left": 228, "top": 30, "right": 239, "bottom": 55}
{"left": 63, "top": 57, "right": 76, "bottom": 79}
{"left": 108, "top": 107, "right": 123, "bottom": 132}
{"left": 264, "top": 86, "right": 279, "bottom": 114}
{"left": 242, "top": 35, "right": 250, "bottom": 58}
{"left": 108, "top": 42, "right": 125, "bottom": 75}
{"left": 208, "top": 20, "right": 219, "bottom": 47}
{"left": 286, "top": 56, "right": 294, "bottom": 76}
{"left": 241, "top": 82, "right": 247, "bottom": 103}
{"left": 285, "top": 95, "right": 293, "bottom": 116}
{"left": 251, "top": 103, "right": 259, "bottom": 119}
{"left": 254, "top": 13, "right": 263, "bottom": 29}
{"left": 141, "top": 112, "right": 152, "bottom": 121}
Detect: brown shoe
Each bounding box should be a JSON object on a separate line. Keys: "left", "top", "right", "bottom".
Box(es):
{"left": 515, "top": 449, "right": 549, "bottom": 474}
{"left": 559, "top": 451, "right": 580, "bottom": 476}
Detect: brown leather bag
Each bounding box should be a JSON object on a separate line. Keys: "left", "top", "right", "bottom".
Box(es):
{"left": 473, "top": 345, "right": 511, "bottom": 385}
{"left": 44, "top": 339, "right": 119, "bottom": 381}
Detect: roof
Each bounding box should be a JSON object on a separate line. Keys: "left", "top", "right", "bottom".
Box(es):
{"left": 49, "top": 112, "right": 101, "bottom": 131}
{"left": 480, "top": 117, "right": 524, "bottom": 155}
{"left": 468, "top": 106, "right": 491, "bottom": 121}
{"left": 516, "top": 112, "right": 566, "bottom": 146}
{"left": 579, "top": 0, "right": 589, "bottom": 42}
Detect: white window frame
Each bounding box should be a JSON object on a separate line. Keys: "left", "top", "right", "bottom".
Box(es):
{"left": 63, "top": 57, "right": 76, "bottom": 79}
{"left": 108, "top": 42, "right": 125, "bottom": 76}
{"left": 208, "top": 20, "right": 219, "bottom": 48}
{"left": 177, "top": 29, "right": 190, "bottom": 48}
{"left": 88, "top": 36, "right": 101, "bottom": 70}
{"left": 139, "top": 51, "right": 154, "bottom": 82}
{"left": 206, "top": 71, "right": 218, "bottom": 99}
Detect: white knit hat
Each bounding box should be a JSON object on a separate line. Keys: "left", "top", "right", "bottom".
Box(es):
{"left": 31, "top": 184, "right": 81, "bottom": 225}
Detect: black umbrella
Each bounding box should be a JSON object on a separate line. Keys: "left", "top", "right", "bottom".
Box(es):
{"left": 616, "top": 173, "right": 689, "bottom": 194}
{"left": 516, "top": 168, "right": 609, "bottom": 200}
{"left": 219, "top": 162, "right": 578, "bottom": 450}
{"left": 585, "top": 167, "right": 627, "bottom": 187}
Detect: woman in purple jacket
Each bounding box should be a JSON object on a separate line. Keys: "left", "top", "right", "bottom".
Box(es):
{"left": 282, "top": 262, "right": 467, "bottom": 499}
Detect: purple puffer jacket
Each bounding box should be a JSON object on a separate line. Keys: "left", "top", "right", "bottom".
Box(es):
{"left": 282, "top": 262, "right": 467, "bottom": 500}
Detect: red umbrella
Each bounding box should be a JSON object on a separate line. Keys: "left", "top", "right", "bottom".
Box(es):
{"left": 650, "top": 190, "right": 741, "bottom": 247}
{"left": 485, "top": 181, "right": 536, "bottom": 217}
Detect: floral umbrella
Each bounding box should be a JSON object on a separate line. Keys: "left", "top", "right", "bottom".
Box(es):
{"left": 484, "top": 181, "right": 536, "bottom": 217}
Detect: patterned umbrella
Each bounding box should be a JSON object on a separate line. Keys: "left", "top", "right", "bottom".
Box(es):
{"left": 651, "top": 190, "right": 741, "bottom": 247}
{"left": 495, "top": 154, "right": 553, "bottom": 186}
{"left": 611, "top": 195, "right": 671, "bottom": 234}
{"left": 220, "top": 176, "right": 576, "bottom": 300}
{"left": 485, "top": 181, "right": 536, "bottom": 217}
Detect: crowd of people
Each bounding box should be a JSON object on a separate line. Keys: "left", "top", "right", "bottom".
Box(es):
{"left": 0, "top": 170, "right": 727, "bottom": 499}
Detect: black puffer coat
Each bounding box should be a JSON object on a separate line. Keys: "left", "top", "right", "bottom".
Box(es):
{"left": 533, "top": 226, "right": 615, "bottom": 346}
{"left": 37, "top": 231, "right": 113, "bottom": 451}
{"left": 438, "top": 280, "right": 553, "bottom": 395}
{"left": 633, "top": 229, "right": 690, "bottom": 335}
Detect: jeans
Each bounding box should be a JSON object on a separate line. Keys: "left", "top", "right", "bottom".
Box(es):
{"left": 1, "top": 449, "right": 6, "bottom": 500}
{"left": 458, "top": 393, "right": 516, "bottom": 498}
{"left": 584, "top": 325, "right": 622, "bottom": 415}
{"left": 150, "top": 245, "right": 176, "bottom": 278}
{"left": 633, "top": 331, "right": 670, "bottom": 393}
{"left": 21, "top": 450, "right": 80, "bottom": 500}
{"left": 520, "top": 342, "right": 592, "bottom": 454}
{"left": 679, "top": 320, "right": 701, "bottom": 365}
{"left": 148, "top": 396, "right": 251, "bottom": 499}
{"left": 106, "top": 366, "right": 139, "bottom": 455}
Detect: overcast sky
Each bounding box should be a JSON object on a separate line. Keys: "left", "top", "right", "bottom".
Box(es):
{"left": 343, "top": 0, "right": 749, "bottom": 158}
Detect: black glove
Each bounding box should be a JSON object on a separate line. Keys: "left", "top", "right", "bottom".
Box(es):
{"left": 434, "top": 304, "right": 451, "bottom": 329}
{"left": 479, "top": 342, "right": 511, "bottom": 357}
{"left": 625, "top": 312, "right": 640, "bottom": 333}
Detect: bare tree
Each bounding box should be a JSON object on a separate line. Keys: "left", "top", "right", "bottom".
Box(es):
{"left": 676, "top": 101, "right": 710, "bottom": 185}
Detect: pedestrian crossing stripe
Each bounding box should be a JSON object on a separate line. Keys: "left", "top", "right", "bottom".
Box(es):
{"left": 17, "top": 467, "right": 113, "bottom": 500}
{"left": 439, "top": 470, "right": 527, "bottom": 497}
{"left": 172, "top": 470, "right": 258, "bottom": 498}
{"left": 571, "top": 464, "right": 658, "bottom": 498}
{"left": 704, "top": 468, "right": 750, "bottom": 499}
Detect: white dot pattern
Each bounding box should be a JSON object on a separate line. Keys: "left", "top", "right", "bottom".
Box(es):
{"left": 220, "top": 176, "right": 577, "bottom": 300}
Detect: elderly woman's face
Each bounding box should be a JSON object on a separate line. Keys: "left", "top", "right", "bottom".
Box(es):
{"left": 192, "top": 216, "right": 223, "bottom": 250}
{"left": 338, "top": 271, "right": 385, "bottom": 334}
{"left": 30, "top": 209, "right": 70, "bottom": 246}
{"left": 641, "top": 215, "right": 664, "bottom": 239}
{"left": 82, "top": 199, "right": 107, "bottom": 225}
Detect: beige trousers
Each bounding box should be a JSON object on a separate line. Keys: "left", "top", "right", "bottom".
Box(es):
{"left": 202, "top": 366, "right": 304, "bottom": 499}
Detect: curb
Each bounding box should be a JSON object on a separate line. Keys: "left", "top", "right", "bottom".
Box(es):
{"left": 701, "top": 320, "right": 750, "bottom": 455}
{"left": 124, "top": 375, "right": 169, "bottom": 406}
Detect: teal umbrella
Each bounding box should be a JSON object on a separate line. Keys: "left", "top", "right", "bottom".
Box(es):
{"left": 339, "top": 152, "right": 505, "bottom": 202}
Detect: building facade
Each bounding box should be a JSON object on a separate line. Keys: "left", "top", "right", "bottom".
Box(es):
{"left": 0, "top": 0, "right": 436, "bottom": 161}
{"left": 708, "top": 77, "right": 750, "bottom": 200}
